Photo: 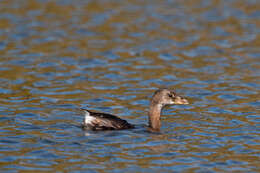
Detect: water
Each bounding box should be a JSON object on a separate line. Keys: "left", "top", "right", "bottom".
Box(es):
{"left": 0, "top": 0, "right": 259, "bottom": 172}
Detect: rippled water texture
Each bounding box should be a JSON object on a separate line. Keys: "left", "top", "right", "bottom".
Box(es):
{"left": 0, "top": 0, "right": 259, "bottom": 172}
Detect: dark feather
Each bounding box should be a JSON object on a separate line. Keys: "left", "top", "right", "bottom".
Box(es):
{"left": 81, "top": 109, "right": 134, "bottom": 130}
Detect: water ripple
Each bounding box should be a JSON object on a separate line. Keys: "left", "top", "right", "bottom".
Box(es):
{"left": 0, "top": 0, "right": 259, "bottom": 172}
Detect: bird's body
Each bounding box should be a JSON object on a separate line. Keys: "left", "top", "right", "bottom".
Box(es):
{"left": 82, "top": 109, "right": 134, "bottom": 130}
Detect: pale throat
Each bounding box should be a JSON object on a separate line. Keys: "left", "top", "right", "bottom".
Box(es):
{"left": 148, "top": 103, "right": 163, "bottom": 131}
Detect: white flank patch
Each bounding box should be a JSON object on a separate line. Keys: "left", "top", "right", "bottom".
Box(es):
{"left": 84, "top": 111, "right": 95, "bottom": 124}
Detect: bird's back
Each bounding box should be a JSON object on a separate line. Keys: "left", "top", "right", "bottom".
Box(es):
{"left": 82, "top": 109, "right": 134, "bottom": 130}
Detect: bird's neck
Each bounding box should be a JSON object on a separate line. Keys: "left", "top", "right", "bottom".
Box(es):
{"left": 148, "top": 102, "right": 163, "bottom": 131}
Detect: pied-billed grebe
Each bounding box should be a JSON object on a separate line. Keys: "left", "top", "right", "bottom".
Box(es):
{"left": 81, "top": 88, "right": 189, "bottom": 131}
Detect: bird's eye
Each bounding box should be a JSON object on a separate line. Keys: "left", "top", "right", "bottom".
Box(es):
{"left": 168, "top": 94, "right": 173, "bottom": 98}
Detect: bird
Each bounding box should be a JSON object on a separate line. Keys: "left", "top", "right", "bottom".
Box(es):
{"left": 81, "top": 88, "right": 189, "bottom": 132}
